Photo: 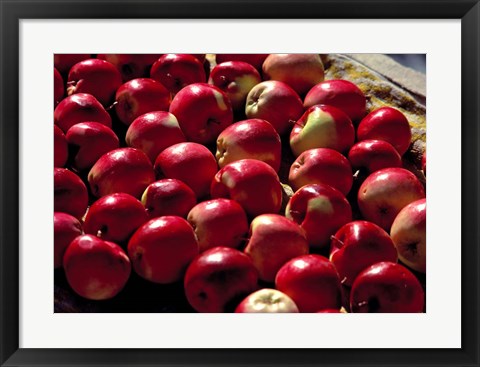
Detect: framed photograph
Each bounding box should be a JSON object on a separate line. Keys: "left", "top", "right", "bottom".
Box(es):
{"left": 1, "top": 0, "right": 479, "bottom": 366}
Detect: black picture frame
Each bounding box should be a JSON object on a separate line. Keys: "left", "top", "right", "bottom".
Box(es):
{"left": 1, "top": 0, "right": 479, "bottom": 366}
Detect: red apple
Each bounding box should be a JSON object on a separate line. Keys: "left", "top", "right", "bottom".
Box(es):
{"left": 215, "top": 54, "right": 269, "bottom": 70}
{"left": 98, "top": 54, "right": 163, "bottom": 81}
{"left": 390, "top": 198, "right": 426, "bottom": 273}
{"left": 54, "top": 212, "right": 82, "bottom": 269}
{"left": 83, "top": 193, "right": 148, "bottom": 245}
{"left": 150, "top": 54, "right": 206, "bottom": 95}
{"left": 184, "top": 246, "right": 258, "bottom": 312}
{"left": 128, "top": 216, "right": 199, "bottom": 284}
{"left": 187, "top": 198, "right": 248, "bottom": 252}
{"left": 54, "top": 93, "right": 112, "bottom": 133}
{"left": 289, "top": 148, "right": 353, "bottom": 196}
{"left": 358, "top": 167, "right": 425, "bottom": 231}
{"left": 245, "top": 80, "right": 304, "bottom": 136}
{"left": 289, "top": 104, "right": 355, "bottom": 156}
{"left": 54, "top": 54, "right": 91, "bottom": 75}
{"left": 244, "top": 214, "right": 309, "bottom": 282}
{"left": 54, "top": 168, "right": 88, "bottom": 219}
{"left": 154, "top": 142, "right": 218, "bottom": 199}
{"left": 63, "top": 234, "right": 131, "bottom": 300}
{"left": 329, "top": 221, "right": 398, "bottom": 286}
{"left": 235, "top": 288, "right": 299, "bottom": 313}
{"left": 262, "top": 54, "right": 325, "bottom": 96}
{"left": 65, "top": 122, "right": 120, "bottom": 172}
{"left": 211, "top": 159, "right": 283, "bottom": 218}
{"left": 357, "top": 107, "right": 412, "bottom": 156}
{"left": 67, "top": 59, "right": 122, "bottom": 107}
{"left": 115, "top": 78, "right": 171, "bottom": 126}
{"left": 348, "top": 139, "right": 402, "bottom": 174}
{"left": 316, "top": 309, "right": 344, "bottom": 313}
{"left": 125, "top": 111, "right": 186, "bottom": 163}
{"left": 215, "top": 118, "right": 281, "bottom": 171}
{"left": 275, "top": 254, "right": 343, "bottom": 312}
{"left": 209, "top": 61, "right": 262, "bottom": 111}
{"left": 54, "top": 67, "right": 64, "bottom": 106}
{"left": 88, "top": 147, "right": 155, "bottom": 199}
{"left": 141, "top": 179, "right": 197, "bottom": 218}
{"left": 350, "top": 261, "right": 424, "bottom": 312}
{"left": 285, "top": 183, "right": 352, "bottom": 248}
{"left": 54, "top": 125, "right": 68, "bottom": 167}
{"left": 169, "top": 83, "right": 233, "bottom": 145}
{"left": 303, "top": 79, "right": 367, "bottom": 123}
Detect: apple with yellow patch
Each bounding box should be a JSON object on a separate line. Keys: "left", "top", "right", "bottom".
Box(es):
{"left": 235, "top": 288, "right": 299, "bottom": 313}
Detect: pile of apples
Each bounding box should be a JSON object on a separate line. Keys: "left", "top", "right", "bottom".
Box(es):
{"left": 54, "top": 53, "right": 427, "bottom": 313}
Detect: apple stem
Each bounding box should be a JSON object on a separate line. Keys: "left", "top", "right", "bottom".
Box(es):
{"left": 289, "top": 119, "right": 303, "bottom": 128}
{"left": 330, "top": 235, "right": 344, "bottom": 247}
{"left": 107, "top": 101, "right": 118, "bottom": 111}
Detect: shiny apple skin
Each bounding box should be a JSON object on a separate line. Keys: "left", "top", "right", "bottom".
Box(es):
{"left": 187, "top": 198, "right": 248, "bottom": 252}
{"left": 54, "top": 93, "right": 112, "bottom": 133}
{"left": 65, "top": 122, "right": 120, "bottom": 172}
{"left": 215, "top": 54, "right": 269, "bottom": 70}
{"left": 235, "top": 288, "right": 299, "bottom": 313}
{"left": 54, "top": 54, "right": 91, "bottom": 75}
{"left": 348, "top": 139, "right": 402, "bottom": 174}
{"left": 285, "top": 183, "right": 352, "bottom": 248}
{"left": 142, "top": 179, "right": 197, "bottom": 219}
{"left": 290, "top": 104, "right": 355, "bottom": 156}
{"left": 125, "top": 111, "right": 186, "bottom": 163}
{"left": 350, "top": 261, "right": 425, "bottom": 313}
{"left": 209, "top": 61, "right": 262, "bottom": 111}
{"left": 169, "top": 83, "right": 233, "bottom": 145}
{"left": 275, "top": 254, "right": 343, "bottom": 313}
{"left": 83, "top": 193, "right": 148, "bottom": 245}
{"left": 98, "top": 54, "right": 163, "bottom": 81}
{"left": 115, "top": 78, "right": 171, "bottom": 126}
{"left": 54, "top": 212, "right": 82, "bottom": 269}
{"left": 184, "top": 246, "right": 259, "bottom": 312}
{"left": 215, "top": 118, "right": 281, "bottom": 171}
{"left": 245, "top": 80, "right": 304, "bottom": 136}
{"left": 128, "top": 216, "right": 199, "bottom": 284}
{"left": 67, "top": 59, "right": 122, "bottom": 106}
{"left": 88, "top": 147, "right": 155, "bottom": 199}
{"left": 154, "top": 142, "right": 218, "bottom": 199}
{"left": 390, "top": 198, "right": 426, "bottom": 273}
{"left": 244, "top": 214, "right": 309, "bottom": 282}
{"left": 288, "top": 148, "right": 353, "bottom": 196}
{"left": 330, "top": 220, "right": 398, "bottom": 286}
{"left": 54, "top": 168, "right": 88, "bottom": 219}
{"left": 54, "top": 67, "right": 64, "bottom": 106}
{"left": 54, "top": 125, "right": 68, "bottom": 167}
{"left": 303, "top": 79, "right": 367, "bottom": 123}
{"left": 357, "top": 107, "right": 412, "bottom": 156}
{"left": 358, "top": 167, "right": 426, "bottom": 231}
{"left": 63, "top": 234, "right": 131, "bottom": 300}
{"left": 211, "top": 159, "right": 283, "bottom": 218}
{"left": 150, "top": 54, "right": 207, "bottom": 95}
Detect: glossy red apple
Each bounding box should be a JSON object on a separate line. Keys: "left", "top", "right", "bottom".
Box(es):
{"left": 303, "top": 79, "right": 367, "bottom": 123}
{"left": 358, "top": 167, "right": 425, "bottom": 231}
{"left": 65, "top": 122, "right": 120, "bottom": 172}
{"left": 141, "top": 179, "right": 197, "bottom": 219}
{"left": 54, "top": 67, "right": 64, "bottom": 106}
{"left": 330, "top": 221, "right": 398, "bottom": 286}
{"left": 169, "top": 83, "right": 233, "bottom": 145}
{"left": 54, "top": 54, "right": 91, "bottom": 75}
{"left": 285, "top": 183, "right": 352, "bottom": 248}
{"left": 245, "top": 80, "right": 304, "bottom": 136}
{"left": 154, "top": 142, "right": 218, "bottom": 199}
{"left": 54, "top": 93, "right": 112, "bottom": 133}
{"left": 54, "top": 125, "right": 68, "bottom": 167}
{"left": 63, "top": 234, "right": 131, "bottom": 300}
{"left": 54, "top": 212, "right": 82, "bottom": 269}
{"left": 350, "top": 261, "right": 424, "bottom": 312}
{"left": 187, "top": 198, "right": 248, "bottom": 252}
{"left": 244, "top": 214, "right": 309, "bottom": 282}
{"left": 289, "top": 104, "right": 355, "bottom": 156}
{"left": 357, "top": 107, "right": 412, "bottom": 156}
{"left": 289, "top": 148, "right": 353, "bottom": 195}
{"left": 275, "top": 254, "right": 343, "bottom": 312}
{"left": 54, "top": 168, "right": 88, "bottom": 219}
{"left": 115, "top": 78, "right": 171, "bottom": 126}
{"left": 215, "top": 54, "right": 269, "bottom": 70}
{"left": 184, "top": 246, "right": 259, "bottom": 312}
{"left": 215, "top": 118, "right": 281, "bottom": 171}
{"left": 88, "top": 147, "right": 155, "bottom": 199}
{"left": 98, "top": 54, "right": 163, "bottom": 81}
{"left": 390, "top": 198, "right": 426, "bottom": 273}
{"left": 235, "top": 288, "right": 299, "bottom": 313}
{"left": 211, "top": 159, "right": 283, "bottom": 218}
{"left": 128, "top": 216, "right": 199, "bottom": 284}
{"left": 348, "top": 139, "right": 402, "bottom": 174}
